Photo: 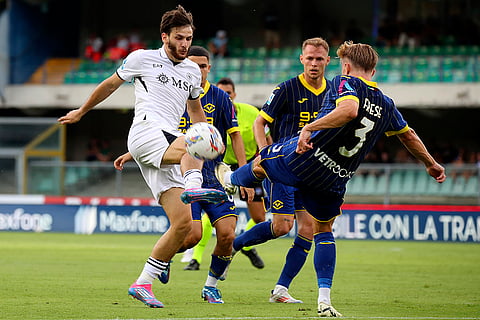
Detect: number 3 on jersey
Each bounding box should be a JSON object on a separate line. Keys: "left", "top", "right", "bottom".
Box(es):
{"left": 339, "top": 117, "right": 375, "bottom": 157}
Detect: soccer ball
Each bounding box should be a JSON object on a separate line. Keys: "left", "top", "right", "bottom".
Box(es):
{"left": 184, "top": 122, "right": 225, "bottom": 160}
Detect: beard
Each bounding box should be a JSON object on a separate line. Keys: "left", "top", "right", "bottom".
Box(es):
{"left": 167, "top": 41, "right": 188, "bottom": 61}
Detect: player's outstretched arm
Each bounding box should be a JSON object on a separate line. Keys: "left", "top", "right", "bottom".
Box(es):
{"left": 296, "top": 99, "right": 358, "bottom": 154}
{"left": 113, "top": 152, "right": 133, "bottom": 171}
{"left": 396, "top": 128, "right": 446, "bottom": 183}
{"left": 186, "top": 98, "right": 207, "bottom": 124}
{"left": 58, "top": 73, "right": 124, "bottom": 124}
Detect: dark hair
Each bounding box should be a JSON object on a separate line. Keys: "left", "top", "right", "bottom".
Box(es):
{"left": 160, "top": 5, "right": 195, "bottom": 35}
{"left": 188, "top": 46, "right": 210, "bottom": 61}
{"left": 216, "top": 77, "right": 235, "bottom": 92}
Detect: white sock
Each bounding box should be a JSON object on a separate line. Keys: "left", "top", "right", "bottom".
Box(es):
{"left": 224, "top": 170, "right": 232, "bottom": 185}
{"left": 318, "top": 288, "right": 331, "bottom": 305}
{"left": 274, "top": 284, "right": 288, "bottom": 294}
{"left": 183, "top": 169, "right": 203, "bottom": 190}
{"left": 136, "top": 256, "right": 168, "bottom": 285}
{"left": 205, "top": 275, "right": 218, "bottom": 288}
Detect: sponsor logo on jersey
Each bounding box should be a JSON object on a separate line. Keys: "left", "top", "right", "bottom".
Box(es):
{"left": 297, "top": 98, "right": 308, "bottom": 103}
{"left": 157, "top": 73, "right": 169, "bottom": 84}
{"left": 313, "top": 149, "right": 355, "bottom": 179}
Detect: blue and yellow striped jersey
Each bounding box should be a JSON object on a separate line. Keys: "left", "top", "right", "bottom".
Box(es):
{"left": 286, "top": 75, "right": 408, "bottom": 194}
{"left": 260, "top": 74, "right": 332, "bottom": 143}
{"left": 179, "top": 81, "right": 239, "bottom": 188}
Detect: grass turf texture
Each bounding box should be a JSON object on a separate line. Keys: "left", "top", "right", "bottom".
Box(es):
{"left": 0, "top": 232, "right": 479, "bottom": 320}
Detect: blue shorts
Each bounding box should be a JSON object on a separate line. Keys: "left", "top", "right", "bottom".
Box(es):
{"left": 190, "top": 196, "right": 237, "bottom": 225}
{"left": 259, "top": 143, "right": 343, "bottom": 222}
{"left": 297, "top": 187, "right": 343, "bottom": 222}
{"left": 263, "top": 179, "right": 305, "bottom": 216}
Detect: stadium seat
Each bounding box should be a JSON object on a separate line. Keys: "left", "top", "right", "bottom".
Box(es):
{"left": 399, "top": 170, "right": 416, "bottom": 195}
{"left": 375, "top": 174, "right": 388, "bottom": 195}
{"left": 464, "top": 176, "right": 479, "bottom": 197}
{"left": 451, "top": 176, "right": 466, "bottom": 195}
{"left": 388, "top": 171, "right": 404, "bottom": 195}
{"left": 438, "top": 176, "right": 454, "bottom": 195}
{"left": 425, "top": 178, "right": 441, "bottom": 195}
{"left": 346, "top": 174, "right": 365, "bottom": 195}
{"left": 414, "top": 171, "right": 429, "bottom": 195}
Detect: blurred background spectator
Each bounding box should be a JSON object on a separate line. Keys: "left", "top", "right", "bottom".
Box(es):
{"left": 208, "top": 29, "right": 229, "bottom": 57}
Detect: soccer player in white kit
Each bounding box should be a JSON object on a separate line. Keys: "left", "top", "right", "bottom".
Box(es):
{"left": 58, "top": 5, "right": 227, "bottom": 308}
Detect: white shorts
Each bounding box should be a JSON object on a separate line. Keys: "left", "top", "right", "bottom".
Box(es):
{"left": 127, "top": 120, "right": 185, "bottom": 201}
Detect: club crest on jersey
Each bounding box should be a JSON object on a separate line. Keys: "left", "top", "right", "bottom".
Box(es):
{"left": 203, "top": 103, "right": 216, "bottom": 113}
{"left": 272, "top": 200, "right": 284, "bottom": 210}
{"left": 157, "top": 73, "right": 169, "bottom": 84}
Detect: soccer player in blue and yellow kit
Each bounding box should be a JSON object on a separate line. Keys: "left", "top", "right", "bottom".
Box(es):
{"left": 217, "top": 41, "right": 446, "bottom": 316}
{"left": 183, "top": 77, "right": 266, "bottom": 271}
{"left": 177, "top": 46, "right": 248, "bottom": 304}
{"left": 227, "top": 37, "right": 332, "bottom": 303}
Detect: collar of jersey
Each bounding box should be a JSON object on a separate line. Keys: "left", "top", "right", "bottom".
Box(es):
{"left": 199, "top": 80, "right": 211, "bottom": 99}
{"left": 344, "top": 75, "right": 378, "bottom": 88}
{"left": 357, "top": 76, "right": 378, "bottom": 87}
{"left": 298, "top": 73, "right": 327, "bottom": 96}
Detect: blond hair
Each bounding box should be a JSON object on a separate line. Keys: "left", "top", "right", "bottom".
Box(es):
{"left": 336, "top": 41, "right": 378, "bottom": 71}
{"left": 302, "top": 37, "right": 329, "bottom": 53}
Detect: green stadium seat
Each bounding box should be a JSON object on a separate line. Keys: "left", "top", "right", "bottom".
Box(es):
{"left": 398, "top": 170, "right": 416, "bottom": 195}
{"left": 388, "top": 171, "right": 404, "bottom": 194}
{"left": 386, "top": 70, "right": 402, "bottom": 83}
{"left": 375, "top": 174, "right": 388, "bottom": 195}
{"left": 427, "top": 69, "right": 441, "bottom": 82}
{"left": 414, "top": 171, "right": 429, "bottom": 195}
{"left": 401, "top": 70, "right": 412, "bottom": 82}
{"left": 451, "top": 176, "right": 466, "bottom": 195}
{"left": 241, "top": 71, "right": 265, "bottom": 84}
{"left": 362, "top": 174, "right": 379, "bottom": 195}
{"left": 65, "top": 168, "right": 80, "bottom": 187}
{"left": 438, "top": 176, "right": 454, "bottom": 195}
{"left": 425, "top": 178, "right": 441, "bottom": 195}
{"left": 64, "top": 72, "right": 74, "bottom": 84}
{"left": 464, "top": 176, "right": 479, "bottom": 197}
{"left": 346, "top": 174, "right": 365, "bottom": 195}
{"left": 242, "top": 47, "right": 258, "bottom": 58}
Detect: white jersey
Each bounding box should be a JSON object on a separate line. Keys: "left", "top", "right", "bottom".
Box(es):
{"left": 117, "top": 46, "right": 203, "bottom": 130}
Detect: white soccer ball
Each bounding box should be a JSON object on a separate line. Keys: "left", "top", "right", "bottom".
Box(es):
{"left": 185, "top": 122, "right": 225, "bottom": 160}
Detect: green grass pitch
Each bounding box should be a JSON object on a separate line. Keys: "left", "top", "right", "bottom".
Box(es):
{"left": 0, "top": 232, "right": 479, "bottom": 320}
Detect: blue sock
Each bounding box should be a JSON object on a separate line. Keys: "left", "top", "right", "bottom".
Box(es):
{"left": 231, "top": 161, "right": 263, "bottom": 188}
{"left": 314, "top": 232, "right": 336, "bottom": 288}
{"left": 277, "top": 235, "right": 312, "bottom": 288}
{"left": 233, "top": 221, "right": 275, "bottom": 251}
{"left": 208, "top": 255, "right": 232, "bottom": 279}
